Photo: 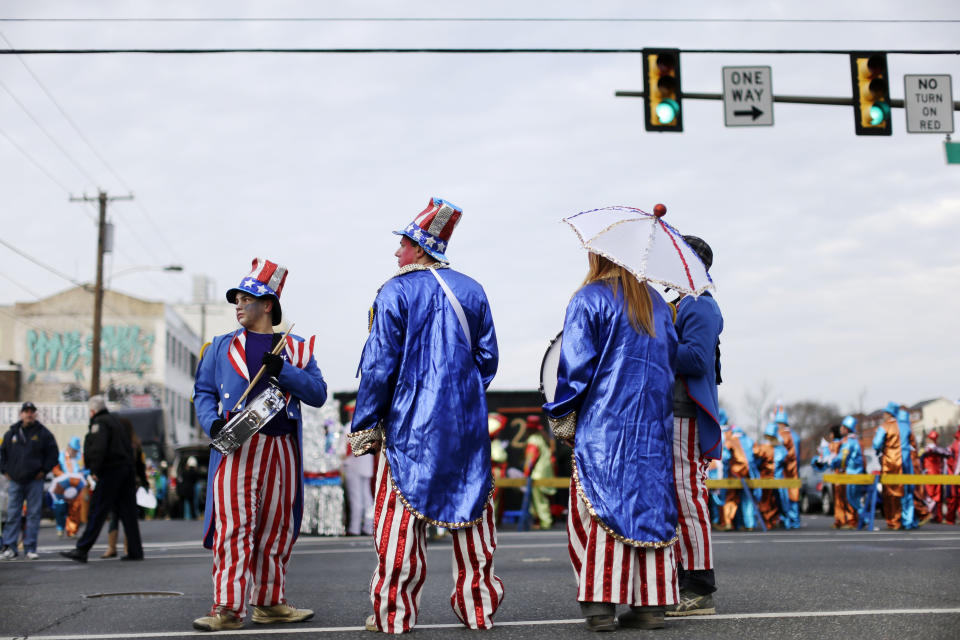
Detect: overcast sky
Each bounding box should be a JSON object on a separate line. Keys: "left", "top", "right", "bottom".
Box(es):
{"left": 1, "top": 1, "right": 958, "bottom": 427}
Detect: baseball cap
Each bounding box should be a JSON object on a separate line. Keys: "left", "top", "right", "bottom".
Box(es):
{"left": 21, "top": 401, "right": 37, "bottom": 412}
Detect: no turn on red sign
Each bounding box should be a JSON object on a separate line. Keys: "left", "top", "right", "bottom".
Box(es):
{"left": 723, "top": 66, "right": 774, "bottom": 127}
{"left": 904, "top": 75, "right": 954, "bottom": 134}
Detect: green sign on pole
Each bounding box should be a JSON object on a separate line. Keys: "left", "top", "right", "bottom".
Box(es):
{"left": 947, "top": 141, "right": 960, "bottom": 164}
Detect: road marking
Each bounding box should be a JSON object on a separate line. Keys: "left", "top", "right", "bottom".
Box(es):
{"left": 31, "top": 534, "right": 960, "bottom": 563}
{"left": 5, "top": 608, "right": 959, "bottom": 639}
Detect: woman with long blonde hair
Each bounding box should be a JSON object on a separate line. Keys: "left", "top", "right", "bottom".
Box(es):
{"left": 544, "top": 251, "right": 679, "bottom": 631}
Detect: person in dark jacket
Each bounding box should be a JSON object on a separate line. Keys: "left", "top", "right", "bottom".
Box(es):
{"left": 60, "top": 396, "right": 143, "bottom": 563}
{"left": 1, "top": 401, "right": 59, "bottom": 560}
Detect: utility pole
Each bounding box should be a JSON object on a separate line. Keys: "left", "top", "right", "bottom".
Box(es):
{"left": 70, "top": 190, "right": 133, "bottom": 397}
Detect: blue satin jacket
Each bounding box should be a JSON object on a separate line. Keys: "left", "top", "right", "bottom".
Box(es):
{"left": 674, "top": 293, "right": 723, "bottom": 459}
{"left": 193, "top": 329, "right": 328, "bottom": 549}
{"left": 352, "top": 268, "right": 498, "bottom": 527}
{"left": 543, "top": 280, "right": 678, "bottom": 546}
{"left": 836, "top": 435, "right": 865, "bottom": 474}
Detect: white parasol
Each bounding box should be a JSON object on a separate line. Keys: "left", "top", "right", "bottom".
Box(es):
{"left": 561, "top": 204, "right": 714, "bottom": 296}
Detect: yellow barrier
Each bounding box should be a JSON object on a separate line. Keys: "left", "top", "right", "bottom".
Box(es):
{"left": 823, "top": 473, "right": 960, "bottom": 485}
{"left": 823, "top": 473, "right": 876, "bottom": 485}
{"left": 494, "top": 477, "right": 570, "bottom": 489}
{"left": 705, "top": 478, "right": 801, "bottom": 489}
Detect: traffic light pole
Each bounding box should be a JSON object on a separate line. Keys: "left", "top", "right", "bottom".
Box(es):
{"left": 616, "top": 90, "right": 960, "bottom": 110}
{"left": 70, "top": 190, "right": 134, "bottom": 397}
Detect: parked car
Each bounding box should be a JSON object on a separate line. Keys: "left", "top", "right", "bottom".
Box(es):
{"left": 168, "top": 443, "right": 210, "bottom": 519}
{"left": 799, "top": 463, "right": 834, "bottom": 515}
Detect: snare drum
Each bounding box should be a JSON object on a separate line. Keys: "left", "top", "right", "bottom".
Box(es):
{"left": 538, "top": 331, "right": 563, "bottom": 403}
{"left": 210, "top": 383, "right": 287, "bottom": 455}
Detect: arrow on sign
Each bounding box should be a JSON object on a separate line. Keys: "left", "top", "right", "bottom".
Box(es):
{"left": 734, "top": 106, "right": 764, "bottom": 120}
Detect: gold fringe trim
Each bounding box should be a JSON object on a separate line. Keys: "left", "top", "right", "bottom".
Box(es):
{"left": 347, "top": 426, "right": 384, "bottom": 456}
{"left": 571, "top": 457, "right": 679, "bottom": 549}
{"left": 387, "top": 463, "right": 495, "bottom": 530}
{"left": 546, "top": 411, "right": 577, "bottom": 441}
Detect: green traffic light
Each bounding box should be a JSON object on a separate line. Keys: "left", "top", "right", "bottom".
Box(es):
{"left": 656, "top": 99, "right": 679, "bottom": 124}
{"left": 869, "top": 102, "right": 890, "bottom": 126}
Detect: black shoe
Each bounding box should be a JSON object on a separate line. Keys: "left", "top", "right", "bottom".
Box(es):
{"left": 60, "top": 548, "right": 88, "bottom": 563}
{"left": 618, "top": 606, "right": 665, "bottom": 629}
{"left": 585, "top": 615, "right": 617, "bottom": 632}
{"left": 120, "top": 555, "right": 144, "bottom": 561}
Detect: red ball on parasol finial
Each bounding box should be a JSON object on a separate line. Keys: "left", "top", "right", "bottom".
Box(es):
{"left": 653, "top": 203, "right": 667, "bottom": 218}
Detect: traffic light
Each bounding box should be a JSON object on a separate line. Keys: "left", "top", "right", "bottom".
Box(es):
{"left": 643, "top": 48, "right": 682, "bottom": 132}
{"left": 850, "top": 52, "right": 892, "bottom": 136}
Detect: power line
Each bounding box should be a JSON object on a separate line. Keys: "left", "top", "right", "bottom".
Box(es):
{"left": 0, "top": 30, "right": 184, "bottom": 264}
{"left": 0, "top": 76, "right": 100, "bottom": 185}
{"left": 0, "top": 271, "right": 42, "bottom": 298}
{"left": 0, "top": 17, "right": 957, "bottom": 24}
{"left": 1, "top": 47, "right": 958, "bottom": 55}
{"left": 0, "top": 123, "right": 75, "bottom": 195}
{"left": 0, "top": 236, "right": 87, "bottom": 287}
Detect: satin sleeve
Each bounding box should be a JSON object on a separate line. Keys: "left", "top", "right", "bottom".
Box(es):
{"left": 543, "top": 291, "right": 600, "bottom": 419}
{"left": 352, "top": 286, "right": 406, "bottom": 433}
{"left": 871, "top": 427, "right": 886, "bottom": 455}
{"left": 675, "top": 297, "right": 721, "bottom": 377}
{"left": 473, "top": 297, "right": 499, "bottom": 390}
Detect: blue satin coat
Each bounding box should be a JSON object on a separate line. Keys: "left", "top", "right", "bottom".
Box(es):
{"left": 836, "top": 435, "right": 865, "bottom": 475}
{"left": 352, "top": 268, "right": 498, "bottom": 527}
{"left": 193, "top": 329, "right": 328, "bottom": 549}
{"left": 543, "top": 280, "right": 678, "bottom": 545}
{"left": 674, "top": 294, "right": 723, "bottom": 459}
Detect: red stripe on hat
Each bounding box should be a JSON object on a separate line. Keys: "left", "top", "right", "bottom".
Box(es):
{"left": 258, "top": 260, "right": 278, "bottom": 287}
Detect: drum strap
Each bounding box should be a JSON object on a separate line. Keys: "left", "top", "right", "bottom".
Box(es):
{"left": 429, "top": 267, "right": 471, "bottom": 348}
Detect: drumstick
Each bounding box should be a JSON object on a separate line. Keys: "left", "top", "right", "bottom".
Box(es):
{"left": 231, "top": 322, "right": 295, "bottom": 412}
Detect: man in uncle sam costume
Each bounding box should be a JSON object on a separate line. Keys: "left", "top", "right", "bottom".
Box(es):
{"left": 192, "top": 258, "right": 327, "bottom": 632}
{"left": 350, "top": 197, "right": 503, "bottom": 634}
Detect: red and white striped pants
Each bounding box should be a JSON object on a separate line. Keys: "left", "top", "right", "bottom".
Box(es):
{"left": 211, "top": 432, "right": 298, "bottom": 618}
{"left": 369, "top": 454, "right": 504, "bottom": 634}
{"left": 672, "top": 416, "right": 713, "bottom": 571}
{"left": 568, "top": 480, "right": 678, "bottom": 606}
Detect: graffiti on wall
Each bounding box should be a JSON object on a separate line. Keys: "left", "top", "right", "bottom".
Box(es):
{"left": 26, "top": 326, "right": 155, "bottom": 381}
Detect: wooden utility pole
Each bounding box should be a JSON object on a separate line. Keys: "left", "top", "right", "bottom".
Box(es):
{"left": 70, "top": 190, "right": 133, "bottom": 397}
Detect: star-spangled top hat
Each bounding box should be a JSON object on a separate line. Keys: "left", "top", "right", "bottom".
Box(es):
{"left": 226, "top": 257, "right": 287, "bottom": 326}
{"left": 393, "top": 197, "right": 462, "bottom": 263}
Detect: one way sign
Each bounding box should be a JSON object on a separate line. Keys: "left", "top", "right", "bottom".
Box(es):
{"left": 723, "top": 66, "right": 774, "bottom": 127}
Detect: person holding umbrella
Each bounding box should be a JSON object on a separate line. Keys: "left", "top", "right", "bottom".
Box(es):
{"left": 543, "top": 204, "right": 711, "bottom": 631}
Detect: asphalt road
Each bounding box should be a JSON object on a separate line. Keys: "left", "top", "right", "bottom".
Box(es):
{"left": 1, "top": 515, "right": 958, "bottom": 639}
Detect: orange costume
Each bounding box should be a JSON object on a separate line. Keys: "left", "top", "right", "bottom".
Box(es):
{"left": 872, "top": 410, "right": 904, "bottom": 530}
{"left": 718, "top": 430, "right": 749, "bottom": 530}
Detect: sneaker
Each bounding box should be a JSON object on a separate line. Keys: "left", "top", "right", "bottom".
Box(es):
{"left": 193, "top": 612, "right": 243, "bottom": 632}
{"left": 618, "top": 606, "right": 665, "bottom": 629}
{"left": 365, "top": 614, "right": 379, "bottom": 632}
{"left": 251, "top": 603, "right": 313, "bottom": 624}
{"left": 25, "top": 551, "right": 39, "bottom": 560}
{"left": 1, "top": 548, "right": 17, "bottom": 560}
{"left": 665, "top": 590, "right": 716, "bottom": 617}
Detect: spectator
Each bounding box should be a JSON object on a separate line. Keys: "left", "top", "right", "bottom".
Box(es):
{"left": 60, "top": 395, "right": 143, "bottom": 563}
{"left": 179, "top": 457, "right": 202, "bottom": 520}
{"left": 1, "top": 402, "right": 59, "bottom": 560}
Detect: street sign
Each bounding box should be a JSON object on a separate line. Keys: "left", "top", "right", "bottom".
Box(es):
{"left": 904, "top": 74, "right": 954, "bottom": 134}
{"left": 946, "top": 141, "right": 960, "bottom": 164}
{"left": 722, "top": 66, "right": 774, "bottom": 127}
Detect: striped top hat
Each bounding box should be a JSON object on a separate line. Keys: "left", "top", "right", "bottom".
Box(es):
{"left": 226, "top": 257, "right": 288, "bottom": 326}
{"left": 394, "top": 197, "right": 462, "bottom": 263}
